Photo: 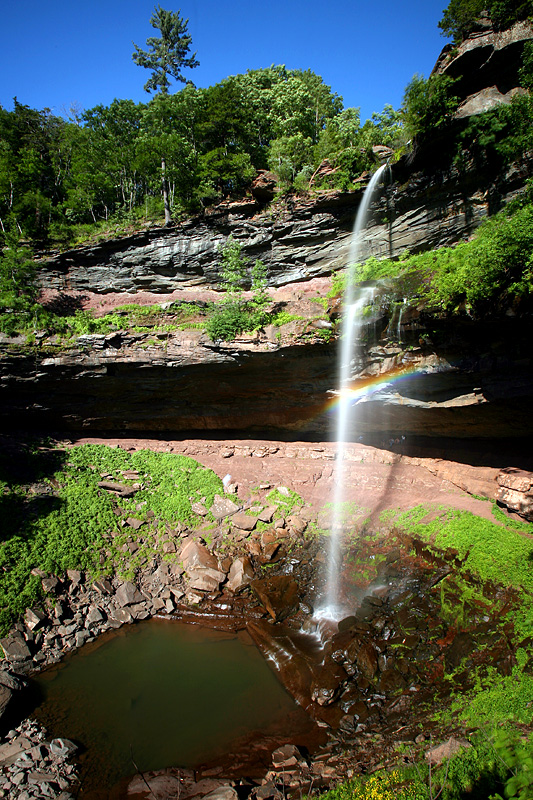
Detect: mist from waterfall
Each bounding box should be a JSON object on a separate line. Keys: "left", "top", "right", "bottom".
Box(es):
{"left": 318, "top": 164, "right": 387, "bottom": 621}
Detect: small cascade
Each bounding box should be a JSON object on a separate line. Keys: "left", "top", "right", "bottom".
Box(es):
{"left": 316, "top": 164, "right": 387, "bottom": 622}
{"left": 396, "top": 298, "right": 407, "bottom": 342}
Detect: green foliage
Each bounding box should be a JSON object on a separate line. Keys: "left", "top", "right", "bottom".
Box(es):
{"left": 402, "top": 74, "right": 459, "bottom": 140}
{"left": 316, "top": 769, "right": 427, "bottom": 800}
{"left": 0, "top": 227, "right": 36, "bottom": 310}
{"left": 348, "top": 197, "right": 533, "bottom": 312}
{"left": 132, "top": 5, "right": 199, "bottom": 95}
{"left": 438, "top": 0, "right": 533, "bottom": 41}
{"left": 205, "top": 237, "right": 271, "bottom": 341}
{"left": 454, "top": 668, "right": 533, "bottom": 726}
{"left": 391, "top": 504, "right": 533, "bottom": 592}
{"left": 265, "top": 487, "right": 303, "bottom": 515}
{"left": 0, "top": 444, "right": 224, "bottom": 634}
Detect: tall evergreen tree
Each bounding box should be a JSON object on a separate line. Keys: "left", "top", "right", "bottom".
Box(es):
{"left": 132, "top": 6, "right": 199, "bottom": 223}
{"left": 132, "top": 6, "right": 199, "bottom": 95}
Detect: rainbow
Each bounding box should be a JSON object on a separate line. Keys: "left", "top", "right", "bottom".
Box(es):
{"left": 324, "top": 364, "right": 423, "bottom": 413}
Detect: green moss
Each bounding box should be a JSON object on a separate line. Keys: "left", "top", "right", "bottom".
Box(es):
{"left": 389, "top": 505, "right": 533, "bottom": 592}
{"left": 0, "top": 443, "right": 225, "bottom": 634}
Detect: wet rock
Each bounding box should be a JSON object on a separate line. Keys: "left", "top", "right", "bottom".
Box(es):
{"left": 337, "top": 616, "right": 357, "bottom": 633}
{"left": 226, "top": 557, "right": 255, "bottom": 593}
{"left": 271, "top": 744, "right": 302, "bottom": 768}
{"left": 356, "top": 641, "right": 379, "bottom": 680}
{"left": 49, "top": 738, "right": 77, "bottom": 758}
{"left": 250, "top": 575, "right": 299, "bottom": 621}
{"left": 378, "top": 668, "right": 407, "bottom": 693}
{"left": 311, "top": 662, "right": 348, "bottom": 706}
{"left": 445, "top": 632, "right": 475, "bottom": 670}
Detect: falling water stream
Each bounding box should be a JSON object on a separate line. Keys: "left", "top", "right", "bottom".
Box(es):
{"left": 317, "top": 164, "right": 387, "bottom": 620}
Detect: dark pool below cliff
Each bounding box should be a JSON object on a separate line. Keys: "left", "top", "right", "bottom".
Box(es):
{"left": 32, "top": 618, "right": 313, "bottom": 796}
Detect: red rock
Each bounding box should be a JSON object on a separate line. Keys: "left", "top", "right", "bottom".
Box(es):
{"left": 496, "top": 467, "right": 533, "bottom": 520}
{"left": 250, "top": 576, "right": 299, "bottom": 622}
{"left": 356, "top": 641, "right": 379, "bottom": 680}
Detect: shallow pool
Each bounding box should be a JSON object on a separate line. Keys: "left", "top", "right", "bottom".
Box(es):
{"left": 33, "top": 618, "right": 304, "bottom": 794}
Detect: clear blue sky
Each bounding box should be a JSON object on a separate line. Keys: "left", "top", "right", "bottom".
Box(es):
{"left": 1, "top": 0, "right": 450, "bottom": 122}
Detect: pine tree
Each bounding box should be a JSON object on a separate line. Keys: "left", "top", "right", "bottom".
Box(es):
{"left": 133, "top": 6, "right": 199, "bottom": 223}
{"left": 132, "top": 5, "right": 199, "bottom": 95}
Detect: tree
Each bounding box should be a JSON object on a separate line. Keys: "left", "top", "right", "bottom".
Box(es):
{"left": 133, "top": 6, "right": 199, "bottom": 223}
{"left": 132, "top": 5, "right": 199, "bottom": 95}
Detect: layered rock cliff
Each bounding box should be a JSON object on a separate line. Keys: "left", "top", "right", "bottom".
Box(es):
{"left": 2, "top": 298, "right": 532, "bottom": 439}
{"left": 37, "top": 147, "right": 533, "bottom": 295}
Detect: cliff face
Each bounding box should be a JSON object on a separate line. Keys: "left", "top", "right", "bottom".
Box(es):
{"left": 2, "top": 309, "right": 532, "bottom": 439}
{"left": 434, "top": 18, "right": 533, "bottom": 118}
{"left": 38, "top": 149, "right": 533, "bottom": 295}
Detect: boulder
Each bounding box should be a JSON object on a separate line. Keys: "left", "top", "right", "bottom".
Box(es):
{"left": 226, "top": 557, "right": 255, "bottom": 592}
{"left": 0, "top": 684, "right": 13, "bottom": 718}
{"left": 271, "top": 744, "right": 302, "bottom": 768}
{"left": 49, "top": 738, "right": 77, "bottom": 758}
{"left": 0, "top": 633, "right": 31, "bottom": 662}
{"left": 114, "top": 581, "right": 145, "bottom": 607}
{"left": 311, "top": 661, "right": 348, "bottom": 706}
{"left": 211, "top": 495, "right": 240, "bottom": 520}
{"left": 41, "top": 576, "right": 60, "bottom": 594}
{"left": 202, "top": 787, "right": 239, "bottom": 800}
{"left": 187, "top": 568, "right": 226, "bottom": 592}
{"left": 181, "top": 540, "right": 219, "bottom": 572}
{"left": 231, "top": 512, "right": 258, "bottom": 531}
{"left": 427, "top": 736, "right": 471, "bottom": 765}
{"left": 250, "top": 170, "right": 277, "bottom": 202}
{"left": 97, "top": 480, "right": 137, "bottom": 498}
{"left": 356, "top": 641, "right": 379, "bottom": 680}
{"left": 496, "top": 467, "right": 533, "bottom": 520}
{"left": 109, "top": 608, "right": 133, "bottom": 625}
{"left": 258, "top": 506, "right": 277, "bottom": 523}
{"left": 24, "top": 608, "right": 47, "bottom": 631}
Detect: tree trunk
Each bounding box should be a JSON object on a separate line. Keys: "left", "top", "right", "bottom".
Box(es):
{"left": 161, "top": 155, "right": 172, "bottom": 225}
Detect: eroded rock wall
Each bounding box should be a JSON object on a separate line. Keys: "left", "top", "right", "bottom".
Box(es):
{"left": 37, "top": 151, "right": 533, "bottom": 295}
{"left": 2, "top": 313, "right": 532, "bottom": 438}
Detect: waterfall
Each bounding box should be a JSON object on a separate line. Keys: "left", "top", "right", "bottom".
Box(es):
{"left": 396, "top": 298, "right": 406, "bottom": 342}
{"left": 317, "top": 164, "right": 387, "bottom": 621}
